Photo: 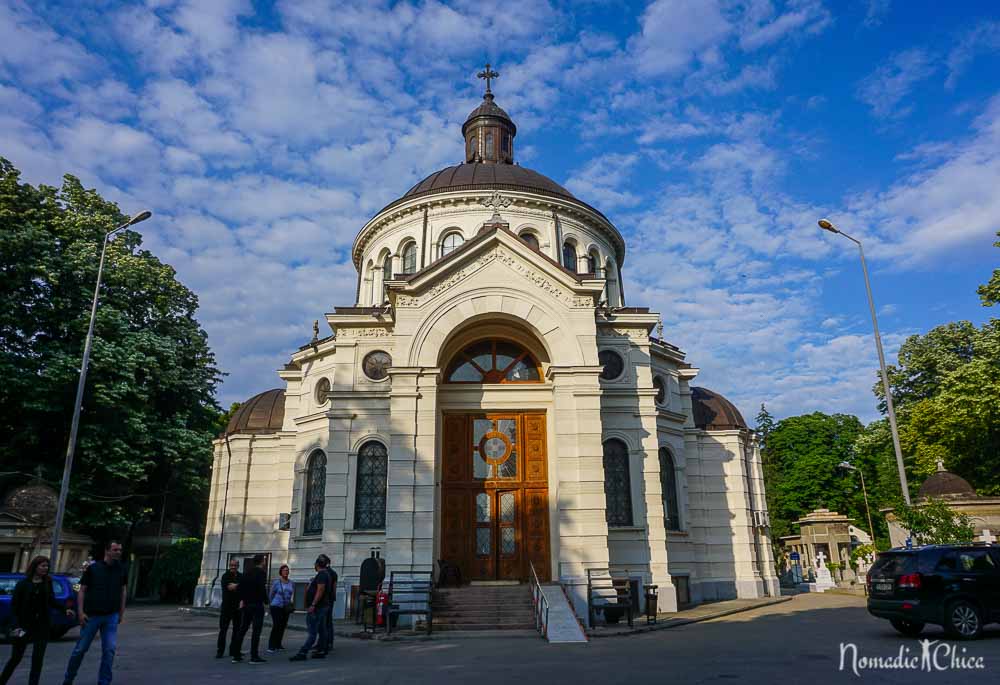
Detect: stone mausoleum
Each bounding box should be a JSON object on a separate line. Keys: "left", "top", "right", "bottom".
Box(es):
{"left": 195, "top": 78, "right": 779, "bottom": 623}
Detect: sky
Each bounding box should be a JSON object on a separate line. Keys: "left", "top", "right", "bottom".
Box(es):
{"left": 2, "top": 0, "right": 999, "bottom": 424}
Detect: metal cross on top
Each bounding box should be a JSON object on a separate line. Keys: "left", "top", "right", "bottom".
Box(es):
{"left": 477, "top": 62, "right": 499, "bottom": 95}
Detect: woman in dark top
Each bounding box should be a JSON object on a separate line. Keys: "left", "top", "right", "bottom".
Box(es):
{"left": 0, "top": 556, "right": 74, "bottom": 685}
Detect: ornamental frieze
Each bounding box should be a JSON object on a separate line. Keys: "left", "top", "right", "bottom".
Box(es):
{"left": 597, "top": 326, "right": 650, "bottom": 341}
{"left": 393, "top": 246, "right": 596, "bottom": 309}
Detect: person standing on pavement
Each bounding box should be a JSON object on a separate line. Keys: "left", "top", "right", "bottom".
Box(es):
{"left": 215, "top": 559, "right": 242, "bottom": 658}
{"left": 62, "top": 541, "right": 127, "bottom": 685}
{"left": 230, "top": 554, "right": 268, "bottom": 664}
{"left": 319, "top": 555, "right": 337, "bottom": 655}
{"left": 266, "top": 565, "right": 294, "bottom": 653}
{"left": 289, "top": 557, "right": 332, "bottom": 661}
{"left": 0, "top": 556, "right": 74, "bottom": 685}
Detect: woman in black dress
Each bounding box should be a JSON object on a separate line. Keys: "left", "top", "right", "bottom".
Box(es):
{"left": 0, "top": 556, "right": 74, "bottom": 685}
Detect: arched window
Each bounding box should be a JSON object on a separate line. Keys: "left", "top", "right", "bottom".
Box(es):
{"left": 660, "top": 447, "right": 680, "bottom": 531}
{"left": 603, "top": 439, "right": 633, "bottom": 527}
{"left": 401, "top": 243, "right": 417, "bottom": 274}
{"left": 445, "top": 339, "right": 541, "bottom": 383}
{"left": 355, "top": 441, "right": 388, "bottom": 530}
{"left": 485, "top": 131, "right": 494, "bottom": 159}
{"left": 562, "top": 242, "right": 578, "bottom": 273}
{"left": 652, "top": 376, "right": 665, "bottom": 405}
{"left": 587, "top": 251, "right": 599, "bottom": 274}
{"left": 519, "top": 232, "right": 539, "bottom": 251}
{"left": 382, "top": 255, "right": 392, "bottom": 282}
{"left": 303, "top": 450, "right": 327, "bottom": 535}
{"left": 440, "top": 232, "right": 464, "bottom": 258}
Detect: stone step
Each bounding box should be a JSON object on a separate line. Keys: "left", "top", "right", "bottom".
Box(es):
{"left": 434, "top": 621, "right": 537, "bottom": 632}
{"left": 435, "top": 612, "right": 536, "bottom": 623}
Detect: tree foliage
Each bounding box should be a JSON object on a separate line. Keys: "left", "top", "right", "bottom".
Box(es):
{"left": 761, "top": 412, "right": 870, "bottom": 540}
{"left": 150, "top": 537, "right": 203, "bottom": 603}
{"left": 978, "top": 231, "right": 1000, "bottom": 307}
{"left": 0, "top": 158, "right": 221, "bottom": 538}
{"left": 891, "top": 499, "right": 975, "bottom": 545}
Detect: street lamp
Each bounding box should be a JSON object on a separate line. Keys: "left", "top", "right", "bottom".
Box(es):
{"left": 50, "top": 210, "right": 153, "bottom": 568}
{"left": 818, "top": 219, "right": 910, "bottom": 506}
{"left": 838, "top": 460, "right": 876, "bottom": 548}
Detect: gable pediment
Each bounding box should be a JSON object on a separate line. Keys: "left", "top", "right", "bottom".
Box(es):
{"left": 388, "top": 227, "right": 603, "bottom": 309}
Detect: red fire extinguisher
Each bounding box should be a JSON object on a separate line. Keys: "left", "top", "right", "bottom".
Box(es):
{"left": 375, "top": 588, "right": 388, "bottom": 626}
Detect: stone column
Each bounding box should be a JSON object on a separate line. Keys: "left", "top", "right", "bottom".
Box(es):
{"left": 549, "top": 365, "right": 610, "bottom": 621}
{"left": 383, "top": 367, "right": 438, "bottom": 575}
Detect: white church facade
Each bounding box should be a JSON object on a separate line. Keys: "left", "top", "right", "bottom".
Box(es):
{"left": 195, "top": 77, "right": 779, "bottom": 622}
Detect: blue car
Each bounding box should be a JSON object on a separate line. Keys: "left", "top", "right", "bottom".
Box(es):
{"left": 0, "top": 572, "right": 79, "bottom": 641}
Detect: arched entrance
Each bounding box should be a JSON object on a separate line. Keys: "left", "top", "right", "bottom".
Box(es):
{"left": 437, "top": 330, "right": 551, "bottom": 582}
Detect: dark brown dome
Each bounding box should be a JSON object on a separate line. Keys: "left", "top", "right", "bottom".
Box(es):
{"left": 2, "top": 484, "right": 58, "bottom": 523}
{"left": 917, "top": 462, "right": 977, "bottom": 499}
{"left": 402, "top": 163, "right": 575, "bottom": 202}
{"left": 463, "top": 97, "right": 514, "bottom": 132}
{"left": 226, "top": 388, "right": 285, "bottom": 435}
{"left": 691, "top": 387, "right": 747, "bottom": 431}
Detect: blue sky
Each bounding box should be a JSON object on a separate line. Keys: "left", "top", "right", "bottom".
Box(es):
{"left": 2, "top": 0, "right": 998, "bottom": 423}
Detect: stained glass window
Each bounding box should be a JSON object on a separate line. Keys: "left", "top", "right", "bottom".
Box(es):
{"left": 603, "top": 439, "right": 633, "bottom": 527}
{"left": 660, "top": 448, "right": 681, "bottom": 531}
{"left": 562, "top": 242, "right": 577, "bottom": 272}
{"left": 401, "top": 243, "right": 417, "bottom": 274}
{"left": 445, "top": 340, "right": 541, "bottom": 383}
{"left": 476, "top": 528, "right": 491, "bottom": 555}
{"left": 501, "top": 527, "right": 515, "bottom": 555}
{"left": 303, "top": 450, "right": 326, "bottom": 535}
{"left": 354, "top": 442, "right": 388, "bottom": 530}
{"left": 471, "top": 418, "right": 517, "bottom": 479}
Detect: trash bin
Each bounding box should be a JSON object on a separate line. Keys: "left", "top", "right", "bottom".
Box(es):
{"left": 645, "top": 585, "right": 658, "bottom": 624}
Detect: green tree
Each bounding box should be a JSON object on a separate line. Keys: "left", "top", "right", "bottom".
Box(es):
{"left": 761, "top": 412, "right": 870, "bottom": 540}
{"left": 0, "top": 158, "right": 221, "bottom": 539}
{"left": 978, "top": 230, "right": 1000, "bottom": 307}
{"left": 891, "top": 499, "right": 975, "bottom": 545}
{"left": 150, "top": 537, "right": 203, "bottom": 603}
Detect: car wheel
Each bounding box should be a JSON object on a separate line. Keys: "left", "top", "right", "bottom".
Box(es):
{"left": 945, "top": 600, "right": 982, "bottom": 640}
{"left": 49, "top": 626, "right": 70, "bottom": 640}
{"left": 890, "top": 618, "right": 925, "bottom": 637}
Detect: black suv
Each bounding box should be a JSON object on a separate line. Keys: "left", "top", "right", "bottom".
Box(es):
{"left": 867, "top": 544, "right": 1000, "bottom": 639}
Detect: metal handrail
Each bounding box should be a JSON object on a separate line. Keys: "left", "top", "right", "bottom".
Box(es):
{"left": 529, "top": 560, "right": 549, "bottom": 638}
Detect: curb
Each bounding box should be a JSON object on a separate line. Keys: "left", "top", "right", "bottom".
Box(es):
{"left": 585, "top": 596, "right": 793, "bottom": 638}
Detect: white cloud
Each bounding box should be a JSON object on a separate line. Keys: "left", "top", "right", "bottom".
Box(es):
{"left": 856, "top": 48, "right": 936, "bottom": 119}
{"left": 738, "top": 0, "right": 831, "bottom": 51}
{"left": 946, "top": 21, "right": 1000, "bottom": 89}
{"left": 631, "top": 0, "right": 731, "bottom": 77}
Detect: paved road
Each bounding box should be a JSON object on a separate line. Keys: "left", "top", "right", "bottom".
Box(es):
{"left": 8, "top": 592, "right": 999, "bottom": 684}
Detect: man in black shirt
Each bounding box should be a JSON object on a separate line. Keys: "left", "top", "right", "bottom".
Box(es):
{"left": 215, "top": 558, "right": 242, "bottom": 658}
{"left": 230, "top": 554, "right": 268, "bottom": 664}
{"left": 289, "top": 557, "right": 332, "bottom": 661}
{"left": 62, "top": 541, "right": 127, "bottom": 685}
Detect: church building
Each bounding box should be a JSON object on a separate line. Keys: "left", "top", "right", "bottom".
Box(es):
{"left": 195, "top": 72, "right": 779, "bottom": 622}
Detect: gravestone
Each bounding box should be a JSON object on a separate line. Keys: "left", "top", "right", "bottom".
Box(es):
{"left": 798, "top": 551, "right": 837, "bottom": 593}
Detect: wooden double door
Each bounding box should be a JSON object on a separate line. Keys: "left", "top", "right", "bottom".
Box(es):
{"left": 440, "top": 412, "right": 550, "bottom": 582}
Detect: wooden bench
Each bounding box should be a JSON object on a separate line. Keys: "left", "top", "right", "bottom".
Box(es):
{"left": 586, "top": 568, "right": 633, "bottom": 628}
{"left": 385, "top": 571, "right": 434, "bottom": 635}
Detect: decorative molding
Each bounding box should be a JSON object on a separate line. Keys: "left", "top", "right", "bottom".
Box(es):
{"left": 336, "top": 326, "right": 391, "bottom": 338}
{"left": 597, "top": 326, "right": 649, "bottom": 341}
{"left": 395, "top": 245, "right": 595, "bottom": 309}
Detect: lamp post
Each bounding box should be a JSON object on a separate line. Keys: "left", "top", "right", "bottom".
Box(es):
{"left": 50, "top": 211, "right": 152, "bottom": 568}
{"left": 818, "top": 219, "right": 910, "bottom": 506}
{"left": 839, "top": 460, "right": 876, "bottom": 548}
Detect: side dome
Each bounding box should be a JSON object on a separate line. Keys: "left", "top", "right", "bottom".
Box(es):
{"left": 226, "top": 388, "right": 285, "bottom": 435}
{"left": 691, "top": 387, "right": 747, "bottom": 431}
{"left": 917, "top": 460, "right": 977, "bottom": 499}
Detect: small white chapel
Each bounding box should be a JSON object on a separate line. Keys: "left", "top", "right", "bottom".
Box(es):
{"left": 195, "top": 69, "right": 779, "bottom": 624}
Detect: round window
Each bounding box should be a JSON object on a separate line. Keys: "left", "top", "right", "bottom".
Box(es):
{"left": 363, "top": 351, "right": 392, "bottom": 381}
{"left": 653, "top": 376, "right": 665, "bottom": 404}
{"left": 599, "top": 349, "right": 624, "bottom": 381}
{"left": 314, "top": 377, "right": 331, "bottom": 404}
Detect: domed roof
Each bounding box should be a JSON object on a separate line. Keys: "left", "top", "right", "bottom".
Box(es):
{"left": 402, "top": 163, "right": 576, "bottom": 202}
{"left": 2, "top": 483, "right": 58, "bottom": 523}
{"left": 463, "top": 96, "right": 514, "bottom": 130}
{"left": 691, "top": 387, "right": 748, "bottom": 431}
{"left": 917, "top": 460, "right": 977, "bottom": 499}
{"left": 226, "top": 388, "right": 285, "bottom": 435}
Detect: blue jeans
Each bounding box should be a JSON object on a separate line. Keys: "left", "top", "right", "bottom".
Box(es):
{"left": 296, "top": 606, "right": 329, "bottom": 656}
{"left": 63, "top": 612, "right": 118, "bottom": 685}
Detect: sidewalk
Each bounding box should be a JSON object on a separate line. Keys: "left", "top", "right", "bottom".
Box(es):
{"left": 183, "top": 607, "right": 368, "bottom": 639}
{"left": 586, "top": 595, "right": 792, "bottom": 638}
